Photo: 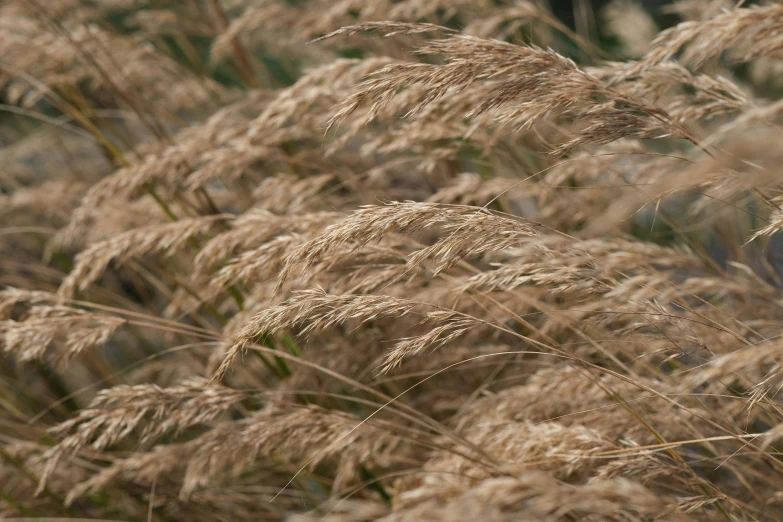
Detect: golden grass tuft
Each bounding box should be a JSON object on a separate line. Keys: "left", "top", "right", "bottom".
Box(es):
{"left": 4, "top": 1, "right": 783, "bottom": 520}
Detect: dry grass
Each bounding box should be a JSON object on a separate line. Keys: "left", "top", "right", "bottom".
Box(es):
{"left": 3, "top": 0, "right": 783, "bottom": 520}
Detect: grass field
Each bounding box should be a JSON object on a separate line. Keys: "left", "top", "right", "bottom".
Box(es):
{"left": 3, "top": 1, "right": 783, "bottom": 520}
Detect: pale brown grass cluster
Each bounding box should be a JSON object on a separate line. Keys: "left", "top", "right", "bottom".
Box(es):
{"left": 4, "top": 1, "right": 783, "bottom": 520}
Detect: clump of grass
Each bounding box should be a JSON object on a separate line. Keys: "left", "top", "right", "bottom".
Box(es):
{"left": 4, "top": 1, "right": 783, "bottom": 520}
